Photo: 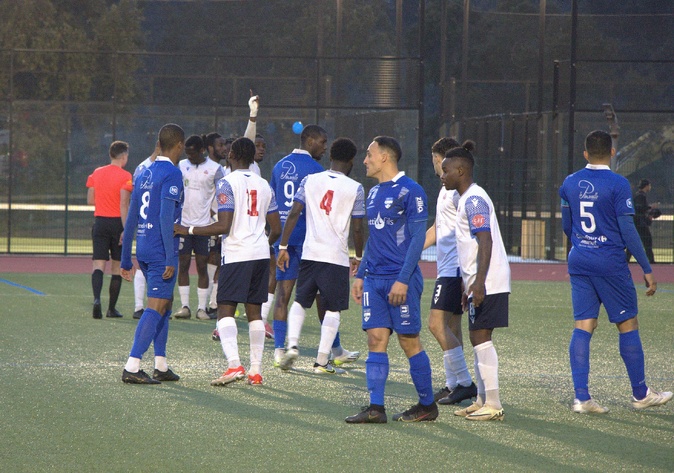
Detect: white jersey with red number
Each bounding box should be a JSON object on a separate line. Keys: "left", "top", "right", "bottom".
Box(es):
{"left": 216, "top": 169, "right": 278, "bottom": 264}
{"left": 179, "top": 157, "right": 225, "bottom": 226}
{"left": 293, "top": 170, "right": 365, "bottom": 267}
{"left": 435, "top": 186, "right": 460, "bottom": 278}
{"left": 455, "top": 183, "right": 510, "bottom": 295}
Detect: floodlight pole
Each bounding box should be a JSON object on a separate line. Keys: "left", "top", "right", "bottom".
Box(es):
{"left": 567, "top": 0, "right": 578, "bottom": 176}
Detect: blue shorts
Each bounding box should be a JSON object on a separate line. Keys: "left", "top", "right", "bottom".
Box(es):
{"left": 570, "top": 270, "right": 638, "bottom": 323}
{"left": 139, "top": 260, "right": 177, "bottom": 301}
{"left": 179, "top": 234, "right": 209, "bottom": 256}
{"left": 275, "top": 245, "right": 302, "bottom": 281}
{"left": 361, "top": 269, "right": 423, "bottom": 335}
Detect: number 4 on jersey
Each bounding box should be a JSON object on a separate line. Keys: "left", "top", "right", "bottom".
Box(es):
{"left": 320, "top": 190, "right": 334, "bottom": 215}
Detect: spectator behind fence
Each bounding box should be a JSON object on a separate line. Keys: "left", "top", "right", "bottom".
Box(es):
{"left": 626, "top": 178, "right": 659, "bottom": 264}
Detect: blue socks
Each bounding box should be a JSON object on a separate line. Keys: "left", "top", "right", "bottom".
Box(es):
{"left": 409, "top": 351, "right": 434, "bottom": 406}
{"left": 619, "top": 330, "right": 648, "bottom": 400}
{"left": 153, "top": 311, "right": 170, "bottom": 357}
{"left": 569, "top": 328, "right": 592, "bottom": 401}
{"left": 273, "top": 320, "right": 287, "bottom": 350}
{"left": 366, "top": 352, "right": 389, "bottom": 406}
{"left": 332, "top": 331, "right": 341, "bottom": 349}
{"left": 130, "top": 308, "right": 162, "bottom": 359}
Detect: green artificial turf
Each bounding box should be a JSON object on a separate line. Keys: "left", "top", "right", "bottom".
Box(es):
{"left": 1, "top": 274, "right": 672, "bottom": 472}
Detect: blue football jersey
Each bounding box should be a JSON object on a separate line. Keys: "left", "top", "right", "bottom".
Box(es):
{"left": 132, "top": 157, "right": 184, "bottom": 264}
{"left": 362, "top": 173, "right": 428, "bottom": 277}
{"left": 559, "top": 165, "right": 634, "bottom": 275}
{"left": 270, "top": 150, "right": 324, "bottom": 247}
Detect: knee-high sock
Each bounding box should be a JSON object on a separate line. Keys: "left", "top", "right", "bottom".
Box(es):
{"left": 409, "top": 351, "right": 434, "bottom": 406}
{"left": 273, "top": 320, "right": 287, "bottom": 350}
{"left": 197, "top": 287, "right": 209, "bottom": 311}
{"left": 473, "top": 356, "right": 485, "bottom": 406}
{"left": 569, "top": 328, "right": 592, "bottom": 402}
{"left": 286, "top": 301, "right": 306, "bottom": 348}
{"left": 445, "top": 346, "right": 472, "bottom": 389}
{"left": 332, "top": 331, "right": 341, "bottom": 349}
{"left": 92, "top": 269, "right": 103, "bottom": 301}
{"left": 154, "top": 310, "right": 170, "bottom": 371}
{"left": 317, "top": 311, "right": 340, "bottom": 365}
{"left": 619, "top": 330, "right": 648, "bottom": 400}
{"left": 474, "top": 341, "right": 501, "bottom": 409}
{"left": 179, "top": 285, "right": 190, "bottom": 309}
{"left": 108, "top": 275, "right": 122, "bottom": 311}
{"left": 134, "top": 270, "right": 146, "bottom": 311}
{"left": 366, "top": 352, "right": 389, "bottom": 407}
{"left": 127, "top": 308, "right": 162, "bottom": 367}
{"left": 209, "top": 282, "right": 219, "bottom": 308}
{"left": 249, "top": 319, "right": 265, "bottom": 376}
{"left": 261, "top": 293, "right": 274, "bottom": 324}
{"left": 217, "top": 317, "right": 240, "bottom": 368}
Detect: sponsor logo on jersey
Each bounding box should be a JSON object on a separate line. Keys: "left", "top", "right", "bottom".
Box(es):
{"left": 370, "top": 212, "right": 386, "bottom": 230}
{"left": 577, "top": 180, "right": 599, "bottom": 200}
{"left": 218, "top": 193, "right": 227, "bottom": 205}
{"left": 416, "top": 196, "right": 424, "bottom": 213}
{"left": 139, "top": 169, "right": 153, "bottom": 190}
{"left": 170, "top": 186, "right": 179, "bottom": 196}
{"left": 279, "top": 161, "right": 298, "bottom": 180}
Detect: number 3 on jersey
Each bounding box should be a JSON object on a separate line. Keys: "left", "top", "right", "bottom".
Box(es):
{"left": 579, "top": 201, "right": 596, "bottom": 233}
{"left": 320, "top": 190, "right": 334, "bottom": 215}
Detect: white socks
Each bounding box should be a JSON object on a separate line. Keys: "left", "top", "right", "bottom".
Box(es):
{"left": 197, "top": 287, "right": 209, "bottom": 311}
{"left": 261, "top": 293, "right": 274, "bottom": 324}
{"left": 317, "top": 311, "right": 340, "bottom": 366}
{"left": 286, "top": 301, "right": 306, "bottom": 348}
{"left": 248, "top": 320, "right": 265, "bottom": 376}
{"left": 207, "top": 264, "right": 218, "bottom": 308}
{"left": 444, "top": 347, "right": 472, "bottom": 389}
{"left": 179, "top": 285, "right": 190, "bottom": 309}
{"left": 154, "top": 356, "right": 168, "bottom": 372}
{"left": 124, "top": 356, "right": 141, "bottom": 373}
{"left": 474, "top": 340, "right": 501, "bottom": 409}
{"left": 133, "top": 270, "right": 146, "bottom": 311}
{"left": 217, "top": 317, "right": 240, "bottom": 368}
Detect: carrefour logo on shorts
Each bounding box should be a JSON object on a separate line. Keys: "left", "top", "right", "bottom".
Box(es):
{"left": 415, "top": 196, "right": 424, "bottom": 213}
{"left": 170, "top": 186, "right": 179, "bottom": 196}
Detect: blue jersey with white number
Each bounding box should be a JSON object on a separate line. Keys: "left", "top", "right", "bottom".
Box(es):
{"left": 361, "top": 173, "right": 428, "bottom": 277}
{"left": 131, "top": 157, "right": 184, "bottom": 264}
{"left": 269, "top": 149, "right": 324, "bottom": 247}
{"left": 559, "top": 164, "right": 634, "bottom": 275}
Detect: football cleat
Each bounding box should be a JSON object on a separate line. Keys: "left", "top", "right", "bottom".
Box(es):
{"left": 454, "top": 402, "right": 482, "bottom": 417}
{"left": 279, "top": 347, "right": 299, "bottom": 370}
{"left": 434, "top": 386, "right": 452, "bottom": 403}
{"left": 152, "top": 368, "right": 180, "bottom": 382}
{"left": 106, "top": 308, "right": 123, "bottom": 318}
{"left": 438, "top": 382, "right": 477, "bottom": 405}
{"left": 93, "top": 300, "right": 102, "bottom": 319}
{"left": 392, "top": 402, "right": 439, "bottom": 422}
{"left": 211, "top": 366, "right": 246, "bottom": 386}
{"left": 313, "top": 362, "right": 346, "bottom": 374}
{"left": 133, "top": 309, "right": 144, "bottom": 320}
{"left": 173, "top": 306, "right": 191, "bottom": 319}
{"left": 573, "top": 398, "right": 609, "bottom": 414}
{"left": 345, "top": 406, "right": 387, "bottom": 424}
{"left": 465, "top": 405, "right": 504, "bottom": 421}
{"left": 212, "top": 328, "right": 220, "bottom": 341}
{"left": 332, "top": 349, "right": 360, "bottom": 366}
{"left": 247, "top": 374, "right": 264, "bottom": 385}
{"left": 632, "top": 389, "right": 673, "bottom": 410}
{"left": 122, "top": 369, "right": 160, "bottom": 385}
{"left": 196, "top": 309, "right": 210, "bottom": 320}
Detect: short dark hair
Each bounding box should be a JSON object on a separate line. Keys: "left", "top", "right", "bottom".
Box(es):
{"left": 158, "top": 124, "right": 185, "bottom": 152}
{"left": 431, "top": 137, "right": 460, "bottom": 157}
{"left": 224, "top": 137, "right": 235, "bottom": 145}
{"left": 330, "top": 137, "right": 357, "bottom": 163}
{"left": 638, "top": 178, "right": 651, "bottom": 190}
{"left": 203, "top": 132, "right": 222, "bottom": 149}
{"left": 445, "top": 141, "right": 475, "bottom": 170}
{"left": 300, "top": 125, "right": 327, "bottom": 146}
{"left": 373, "top": 136, "right": 402, "bottom": 162}
{"left": 584, "top": 130, "right": 612, "bottom": 157}
{"left": 109, "top": 141, "right": 129, "bottom": 159}
{"left": 185, "top": 135, "right": 204, "bottom": 150}
{"left": 231, "top": 137, "right": 256, "bottom": 165}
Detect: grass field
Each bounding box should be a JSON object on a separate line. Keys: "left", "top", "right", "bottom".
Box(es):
{"left": 1, "top": 274, "right": 672, "bottom": 472}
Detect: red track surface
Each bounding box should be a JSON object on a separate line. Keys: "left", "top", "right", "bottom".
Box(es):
{"left": 1, "top": 255, "right": 672, "bottom": 283}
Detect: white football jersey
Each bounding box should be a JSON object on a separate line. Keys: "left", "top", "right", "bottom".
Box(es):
{"left": 455, "top": 183, "right": 510, "bottom": 295}
{"left": 179, "top": 157, "right": 225, "bottom": 226}
{"left": 249, "top": 161, "right": 261, "bottom": 176}
{"left": 216, "top": 169, "right": 278, "bottom": 264}
{"left": 435, "top": 186, "right": 460, "bottom": 278}
{"left": 294, "top": 170, "right": 365, "bottom": 267}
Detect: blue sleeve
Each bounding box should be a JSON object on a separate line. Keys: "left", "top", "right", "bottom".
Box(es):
{"left": 618, "top": 215, "right": 652, "bottom": 274}
{"left": 397, "top": 219, "right": 426, "bottom": 284}
{"left": 561, "top": 200, "right": 572, "bottom": 238}
{"left": 121, "top": 189, "right": 140, "bottom": 270}
{"left": 160, "top": 196, "right": 176, "bottom": 267}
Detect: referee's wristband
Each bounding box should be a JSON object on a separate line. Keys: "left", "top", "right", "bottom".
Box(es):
{"left": 188, "top": 226, "right": 194, "bottom": 235}
{"left": 278, "top": 244, "right": 288, "bottom": 250}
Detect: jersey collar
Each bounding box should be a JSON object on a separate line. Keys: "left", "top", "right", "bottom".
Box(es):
{"left": 155, "top": 156, "right": 172, "bottom": 163}
{"left": 585, "top": 164, "right": 610, "bottom": 170}
{"left": 391, "top": 171, "right": 406, "bottom": 182}
{"left": 292, "top": 149, "right": 312, "bottom": 157}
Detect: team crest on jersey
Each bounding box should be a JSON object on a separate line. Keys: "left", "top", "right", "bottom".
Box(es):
{"left": 577, "top": 180, "right": 599, "bottom": 200}
{"left": 363, "top": 308, "right": 371, "bottom": 322}
{"left": 218, "top": 193, "right": 227, "bottom": 205}
{"left": 472, "top": 214, "right": 486, "bottom": 228}
{"left": 169, "top": 186, "right": 179, "bottom": 196}
{"left": 384, "top": 197, "right": 394, "bottom": 209}
{"left": 184, "top": 178, "right": 190, "bottom": 187}
{"left": 626, "top": 198, "right": 633, "bottom": 209}
{"left": 400, "top": 305, "right": 410, "bottom": 318}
